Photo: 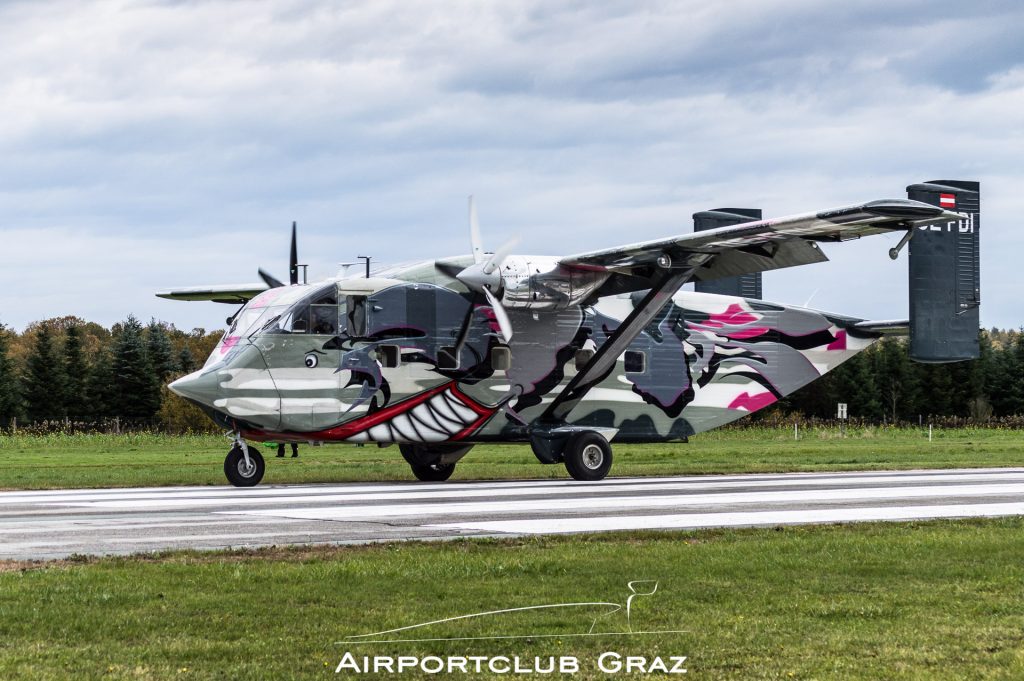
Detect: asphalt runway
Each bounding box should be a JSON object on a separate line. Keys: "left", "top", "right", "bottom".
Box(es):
{"left": 3, "top": 467, "right": 1024, "bottom": 560}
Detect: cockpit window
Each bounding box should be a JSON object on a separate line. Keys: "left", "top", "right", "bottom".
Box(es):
{"left": 310, "top": 305, "right": 338, "bottom": 335}
{"left": 272, "top": 283, "right": 346, "bottom": 336}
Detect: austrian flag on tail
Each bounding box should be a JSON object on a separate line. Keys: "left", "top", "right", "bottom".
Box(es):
{"left": 939, "top": 193, "right": 956, "bottom": 208}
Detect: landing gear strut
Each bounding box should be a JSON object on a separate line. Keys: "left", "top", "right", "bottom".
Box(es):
{"left": 224, "top": 437, "right": 265, "bottom": 487}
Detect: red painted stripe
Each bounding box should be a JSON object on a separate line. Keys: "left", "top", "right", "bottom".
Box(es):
{"left": 244, "top": 381, "right": 497, "bottom": 443}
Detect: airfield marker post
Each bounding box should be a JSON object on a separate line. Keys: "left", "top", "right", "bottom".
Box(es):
{"left": 837, "top": 403, "right": 848, "bottom": 438}
{"left": 794, "top": 422, "right": 798, "bottom": 440}
{"left": 929, "top": 424, "right": 933, "bottom": 442}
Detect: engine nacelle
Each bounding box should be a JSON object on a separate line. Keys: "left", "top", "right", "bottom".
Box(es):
{"left": 499, "top": 255, "right": 608, "bottom": 310}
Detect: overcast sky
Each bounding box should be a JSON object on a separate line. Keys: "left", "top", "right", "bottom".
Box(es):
{"left": 1, "top": 0, "right": 1021, "bottom": 334}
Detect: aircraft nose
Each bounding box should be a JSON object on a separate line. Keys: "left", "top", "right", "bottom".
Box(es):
{"left": 168, "top": 369, "right": 221, "bottom": 408}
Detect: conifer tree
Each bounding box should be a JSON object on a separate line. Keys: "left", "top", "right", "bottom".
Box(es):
{"left": 177, "top": 346, "right": 197, "bottom": 374}
{"left": 62, "top": 324, "right": 89, "bottom": 421}
{"left": 111, "top": 315, "right": 160, "bottom": 420}
{"left": 23, "top": 324, "right": 67, "bottom": 422}
{"left": 874, "top": 337, "right": 918, "bottom": 422}
{"left": 84, "top": 346, "right": 116, "bottom": 421}
{"left": 831, "top": 353, "right": 882, "bottom": 419}
{"left": 0, "top": 324, "right": 20, "bottom": 423}
{"left": 147, "top": 319, "right": 178, "bottom": 383}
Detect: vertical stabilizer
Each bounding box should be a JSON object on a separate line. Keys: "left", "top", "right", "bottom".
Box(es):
{"left": 906, "top": 180, "right": 980, "bottom": 362}
{"left": 693, "top": 208, "right": 763, "bottom": 299}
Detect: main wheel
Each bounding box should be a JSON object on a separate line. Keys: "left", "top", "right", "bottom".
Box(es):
{"left": 409, "top": 462, "right": 456, "bottom": 482}
{"left": 563, "top": 432, "right": 613, "bottom": 481}
{"left": 224, "top": 444, "right": 265, "bottom": 487}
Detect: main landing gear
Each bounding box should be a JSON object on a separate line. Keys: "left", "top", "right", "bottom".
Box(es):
{"left": 399, "top": 443, "right": 473, "bottom": 482}
{"left": 562, "top": 431, "right": 613, "bottom": 482}
{"left": 529, "top": 428, "right": 616, "bottom": 482}
{"left": 224, "top": 437, "right": 265, "bottom": 487}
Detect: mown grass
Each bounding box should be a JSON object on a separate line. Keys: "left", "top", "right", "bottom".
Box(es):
{"left": 0, "top": 426, "right": 1022, "bottom": 489}
{"left": 1, "top": 518, "right": 1023, "bottom": 679}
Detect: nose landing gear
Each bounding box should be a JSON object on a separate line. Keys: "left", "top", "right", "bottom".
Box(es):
{"left": 224, "top": 436, "right": 266, "bottom": 487}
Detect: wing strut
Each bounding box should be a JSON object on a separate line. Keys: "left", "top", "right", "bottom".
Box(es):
{"left": 538, "top": 266, "right": 696, "bottom": 426}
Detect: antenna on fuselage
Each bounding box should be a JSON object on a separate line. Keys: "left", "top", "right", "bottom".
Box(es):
{"left": 357, "top": 255, "right": 371, "bottom": 278}
{"left": 289, "top": 221, "right": 299, "bottom": 285}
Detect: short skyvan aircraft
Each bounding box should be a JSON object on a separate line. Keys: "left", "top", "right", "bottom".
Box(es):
{"left": 159, "top": 180, "right": 980, "bottom": 486}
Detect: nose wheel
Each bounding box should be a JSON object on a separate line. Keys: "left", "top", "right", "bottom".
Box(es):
{"left": 224, "top": 443, "right": 265, "bottom": 487}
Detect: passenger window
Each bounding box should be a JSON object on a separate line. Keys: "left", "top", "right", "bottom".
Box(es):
{"left": 624, "top": 350, "right": 646, "bottom": 374}
{"left": 378, "top": 344, "right": 400, "bottom": 369}
{"left": 347, "top": 296, "right": 367, "bottom": 337}
{"left": 491, "top": 346, "right": 511, "bottom": 371}
{"left": 284, "top": 286, "right": 345, "bottom": 335}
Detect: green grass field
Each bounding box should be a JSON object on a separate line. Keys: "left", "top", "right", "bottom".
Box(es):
{"left": 2, "top": 519, "right": 1023, "bottom": 679}
{"left": 0, "top": 426, "right": 1021, "bottom": 489}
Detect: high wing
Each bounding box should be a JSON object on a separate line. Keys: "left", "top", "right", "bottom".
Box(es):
{"left": 560, "top": 199, "right": 961, "bottom": 293}
{"left": 535, "top": 198, "right": 959, "bottom": 425}
{"left": 155, "top": 283, "right": 268, "bottom": 304}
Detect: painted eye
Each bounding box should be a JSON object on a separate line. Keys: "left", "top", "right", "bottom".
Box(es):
{"left": 304, "top": 353, "right": 319, "bottom": 368}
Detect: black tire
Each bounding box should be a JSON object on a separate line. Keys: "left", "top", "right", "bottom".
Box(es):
{"left": 399, "top": 443, "right": 473, "bottom": 467}
{"left": 409, "top": 462, "right": 456, "bottom": 482}
{"left": 564, "top": 432, "right": 613, "bottom": 481}
{"left": 224, "top": 444, "right": 265, "bottom": 487}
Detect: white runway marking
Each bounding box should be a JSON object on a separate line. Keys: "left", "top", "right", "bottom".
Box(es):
{"left": 36, "top": 472, "right": 1024, "bottom": 510}
{"left": 1, "top": 468, "right": 1023, "bottom": 559}
{"left": 427, "top": 502, "right": 1024, "bottom": 534}
{"left": 219, "top": 482, "right": 1024, "bottom": 521}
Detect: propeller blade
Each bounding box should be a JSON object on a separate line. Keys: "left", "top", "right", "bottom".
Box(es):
{"left": 434, "top": 260, "right": 466, "bottom": 280}
{"left": 469, "top": 195, "right": 483, "bottom": 264}
{"left": 482, "top": 234, "right": 520, "bottom": 275}
{"left": 258, "top": 268, "right": 285, "bottom": 289}
{"left": 483, "top": 287, "right": 514, "bottom": 343}
{"left": 289, "top": 221, "right": 299, "bottom": 285}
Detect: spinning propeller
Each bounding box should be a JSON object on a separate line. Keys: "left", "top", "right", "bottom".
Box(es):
{"left": 440, "top": 196, "right": 518, "bottom": 343}
{"left": 258, "top": 221, "right": 300, "bottom": 289}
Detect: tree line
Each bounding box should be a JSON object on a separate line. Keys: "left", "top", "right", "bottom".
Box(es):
{"left": 769, "top": 329, "right": 1023, "bottom": 422}
{"left": 0, "top": 315, "right": 221, "bottom": 431}
{"left": 0, "top": 318, "right": 1021, "bottom": 432}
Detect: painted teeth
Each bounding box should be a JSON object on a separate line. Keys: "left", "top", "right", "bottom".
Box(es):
{"left": 348, "top": 388, "right": 485, "bottom": 444}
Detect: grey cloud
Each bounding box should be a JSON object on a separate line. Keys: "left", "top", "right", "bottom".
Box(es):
{"left": 0, "top": 0, "right": 1020, "bottom": 333}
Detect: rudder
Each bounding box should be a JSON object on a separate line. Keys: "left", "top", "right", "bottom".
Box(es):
{"left": 693, "top": 208, "right": 763, "bottom": 299}
{"left": 906, "top": 180, "right": 980, "bottom": 362}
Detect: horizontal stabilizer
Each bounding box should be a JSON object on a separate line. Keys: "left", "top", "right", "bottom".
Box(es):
{"left": 854, "top": 319, "right": 909, "bottom": 335}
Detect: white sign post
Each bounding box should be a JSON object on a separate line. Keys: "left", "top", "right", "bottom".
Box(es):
{"left": 837, "top": 402, "right": 848, "bottom": 437}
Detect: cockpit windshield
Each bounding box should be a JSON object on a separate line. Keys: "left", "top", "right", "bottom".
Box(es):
{"left": 204, "top": 286, "right": 329, "bottom": 369}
